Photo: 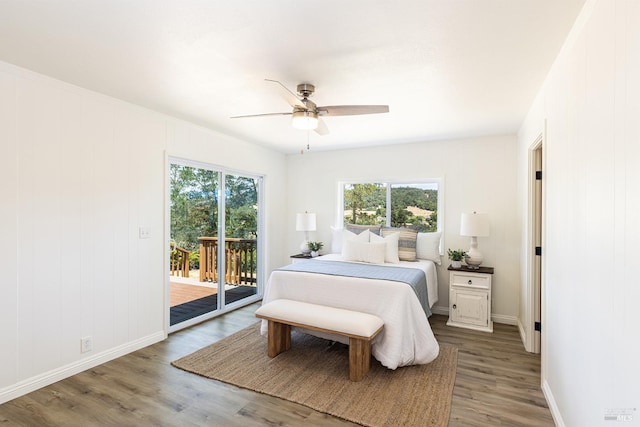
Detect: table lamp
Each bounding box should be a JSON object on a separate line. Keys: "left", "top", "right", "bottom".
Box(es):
{"left": 296, "top": 212, "right": 316, "bottom": 254}
{"left": 460, "top": 212, "right": 490, "bottom": 269}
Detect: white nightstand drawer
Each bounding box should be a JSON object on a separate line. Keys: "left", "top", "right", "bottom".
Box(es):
{"left": 450, "top": 273, "right": 490, "bottom": 289}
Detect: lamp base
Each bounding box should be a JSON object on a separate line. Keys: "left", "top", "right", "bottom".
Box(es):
{"left": 300, "top": 239, "right": 311, "bottom": 254}
{"left": 465, "top": 237, "right": 483, "bottom": 269}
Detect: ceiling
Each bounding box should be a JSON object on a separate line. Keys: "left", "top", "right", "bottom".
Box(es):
{"left": 0, "top": 1, "right": 586, "bottom": 154}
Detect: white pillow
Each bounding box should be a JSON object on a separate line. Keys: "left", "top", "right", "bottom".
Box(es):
{"left": 370, "top": 231, "right": 400, "bottom": 263}
{"left": 416, "top": 231, "right": 442, "bottom": 265}
{"left": 343, "top": 228, "right": 370, "bottom": 243}
{"left": 342, "top": 240, "right": 386, "bottom": 264}
{"left": 330, "top": 226, "right": 343, "bottom": 253}
{"left": 331, "top": 227, "right": 370, "bottom": 253}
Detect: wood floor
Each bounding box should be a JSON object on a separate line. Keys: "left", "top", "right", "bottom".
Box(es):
{"left": 0, "top": 303, "right": 554, "bottom": 426}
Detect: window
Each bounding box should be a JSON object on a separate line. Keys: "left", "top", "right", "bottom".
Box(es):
{"left": 340, "top": 181, "right": 441, "bottom": 232}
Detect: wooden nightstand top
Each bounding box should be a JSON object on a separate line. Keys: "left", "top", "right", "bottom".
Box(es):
{"left": 447, "top": 265, "right": 494, "bottom": 274}
{"left": 290, "top": 253, "right": 312, "bottom": 259}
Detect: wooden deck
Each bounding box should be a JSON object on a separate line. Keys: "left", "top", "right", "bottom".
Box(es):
{"left": 170, "top": 282, "right": 217, "bottom": 307}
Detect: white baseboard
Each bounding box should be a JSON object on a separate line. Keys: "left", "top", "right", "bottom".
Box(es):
{"left": 542, "top": 379, "right": 565, "bottom": 427}
{"left": 492, "top": 313, "right": 518, "bottom": 325}
{"left": 0, "top": 330, "right": 166, "bottom": 405}
{"left": 430, "top": 305, "right": 449, "bottom": 316}
{"left": 517, "top": 317, "right": 534, "bottom": 353}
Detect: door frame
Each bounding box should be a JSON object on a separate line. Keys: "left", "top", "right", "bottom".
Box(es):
{"left": 165, "top": 154, "right": 264, "bottom": 334}
{"left": 525, "top": 134, "right": 544, "bottom": 355}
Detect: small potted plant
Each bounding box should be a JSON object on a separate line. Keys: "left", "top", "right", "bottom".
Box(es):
{"left": 447, "top": 249, "right": 466, "bottom": 269}
{"left": 307, "top": 241, "right": 324, "bottom": 257}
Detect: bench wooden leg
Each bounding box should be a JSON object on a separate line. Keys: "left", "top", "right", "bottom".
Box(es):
{"left": 267, "top": 320, "right": 291, "bottom": 358}
{"left": 349, "top": 338, "right": 371, "bottom": 382}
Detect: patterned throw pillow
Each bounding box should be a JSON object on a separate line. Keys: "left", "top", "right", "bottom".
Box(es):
{"left": 345, "top": 223, "right": 382, "bottom": 236}
{"left": 382, "top": 227, "right": 418, "bottom": 261}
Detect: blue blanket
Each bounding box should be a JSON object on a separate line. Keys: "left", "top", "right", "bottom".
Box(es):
{"left": 278, "top": 260, "right": 431, "bottom": 317}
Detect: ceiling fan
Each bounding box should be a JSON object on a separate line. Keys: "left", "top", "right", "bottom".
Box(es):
{"left": 230, "top": 79, "right": 389, "bottom": 135}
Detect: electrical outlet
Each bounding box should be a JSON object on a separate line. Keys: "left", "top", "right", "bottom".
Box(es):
{"left": 81, "top": 336, "right": 92, "bottom": 353}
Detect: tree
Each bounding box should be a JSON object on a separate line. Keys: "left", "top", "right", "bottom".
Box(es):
{"left": 343, "top": 183, "right": 385, "bottom": 224}
{"left": 170, "top": 164, "right": 218, "bottom": 251}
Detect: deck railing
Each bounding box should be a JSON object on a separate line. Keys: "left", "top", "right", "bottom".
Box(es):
{"left": 198, "top": 237, "right": 257, "bottom": 285}
{"left": 169, "top": 243, "right": 191, "bottom": 277}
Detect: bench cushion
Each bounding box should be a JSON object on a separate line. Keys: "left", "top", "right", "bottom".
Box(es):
{"left": 256, "top": 299, "right": 383, "bottom": 339}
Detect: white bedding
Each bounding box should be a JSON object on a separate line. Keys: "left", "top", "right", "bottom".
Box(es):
{"left": 260, "top": 254, "right": 440, "bottom": 369}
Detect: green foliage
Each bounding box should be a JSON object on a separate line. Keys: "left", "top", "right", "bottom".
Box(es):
{"left": 307, "top": 241, "right": 324, "bottom": 251}
{"left": 226, "top": 204, "right": 257, "bottom": 239}
{"left": 170, "top": 164, "right": 258, "bottom": 254}
{"left": 447, "top": 249, "right": 467, "bottom": 261}
{"left": 344, "top": 183, "right": 438, "bottom": 232}
{"left": 188, "top": 251, "right": 200, "bottom": 269}
{"left": 343, "top": 183, "right": 386, "bottom": 225}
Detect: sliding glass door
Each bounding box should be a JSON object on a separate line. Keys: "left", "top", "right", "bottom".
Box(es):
{"left": 168, "top": 158, "right": 262, "bottom": 328}
{"left": 220, "top": 173, "right": 259, "bottom": 306}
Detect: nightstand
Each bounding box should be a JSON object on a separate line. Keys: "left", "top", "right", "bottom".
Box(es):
{"left": 290, "top": 253, "right": 312, "bottom": 263}
{"left": 446, "top": 265, "right": 494, "bottom": 332}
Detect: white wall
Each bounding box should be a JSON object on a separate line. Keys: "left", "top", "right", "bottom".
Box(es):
{"left": 518, "top": 0, "right": 640, "bottom": 425}
{"left": 0, "top": 61, "right": 287, "bottom": 403}
{"left": 286, "top": 135, "right": 520, "bottom": 320}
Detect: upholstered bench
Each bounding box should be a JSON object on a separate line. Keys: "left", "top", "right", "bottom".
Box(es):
{"left": 255, "top": 299, "right": 384, "bottom": 381}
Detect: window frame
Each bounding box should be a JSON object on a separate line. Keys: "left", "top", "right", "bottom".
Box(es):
{"left": 337, "top": 178, "right": 445, "bottom": 251}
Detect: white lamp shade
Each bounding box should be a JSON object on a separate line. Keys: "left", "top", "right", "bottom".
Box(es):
{"left": 296, "top": 212, "right": 317, "bottom": 231}
{"left": 460, "top": 212, "right": 490, "bottom": 237}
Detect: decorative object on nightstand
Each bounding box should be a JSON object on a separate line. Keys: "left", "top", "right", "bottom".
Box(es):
{"left": 447, "top": 265, "right": 494, "bottom": 332}
{"left": 460, "top": 211, "right": 490, "bottom": 269}
{"left": 447, "top": 249, "right": 466, "bottom": 269}
{"left": 296, "top": 211, "right": 316, "bottom": 255}
{"left": 307, "top": 241, "right": 323, "bottom": 257}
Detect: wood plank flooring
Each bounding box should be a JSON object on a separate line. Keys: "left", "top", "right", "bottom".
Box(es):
{"left": 0, "top": 303, "right": 553, "bottom": 426}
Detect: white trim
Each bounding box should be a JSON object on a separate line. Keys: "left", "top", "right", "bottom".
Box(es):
{"left": 517, "top": 317, "right": 528, "bottom": 347}
{"left": 523, "top": 133, "right": 544, "bottom": 353}
{"left": 218, "top": 170, "right": 227, "bottom": 307}
{"left": 0, "top": 331, "right": 165, "bottom": 405}
{"left": 336, "top": 178, "right": 445, "bottom": 252}
{"left": 164, "top": 151, "right": 171, "bottom": 337}
{"left": 542, "top": 379, "right": 566, "bottom": 427}
{"left": 491, "top": 313, "right": 518, "bottom": 326}
{"left": 540, "top": 119, "right": 548, "bottom": 395}
{"left": 430, "top": 305, "right": 449, "bottom": 316}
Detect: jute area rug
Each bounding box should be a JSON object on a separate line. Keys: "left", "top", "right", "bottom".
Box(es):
{"left": 172, "top": 323, "right": 457, "bottom": 427}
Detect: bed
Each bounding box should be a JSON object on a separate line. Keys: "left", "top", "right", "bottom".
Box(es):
{"left": 260, "top": 247, "right": 441, "bottom": 370}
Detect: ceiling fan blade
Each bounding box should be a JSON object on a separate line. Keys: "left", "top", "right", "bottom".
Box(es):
{"left": 230, "top": 112, "right": 292, "bottom": 119}
{"left": 314, "top": 118, "right": 329, "bottom": 136}
{"left": 317, "top": 105, "right": 389, "bottom": 117}
{"left": 265, "top": 79, "right": 306, "bottom": 109}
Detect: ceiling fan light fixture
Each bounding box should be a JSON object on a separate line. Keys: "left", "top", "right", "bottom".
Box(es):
{"left": 291, "top": 110, "right": 318, "bottom": 130}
